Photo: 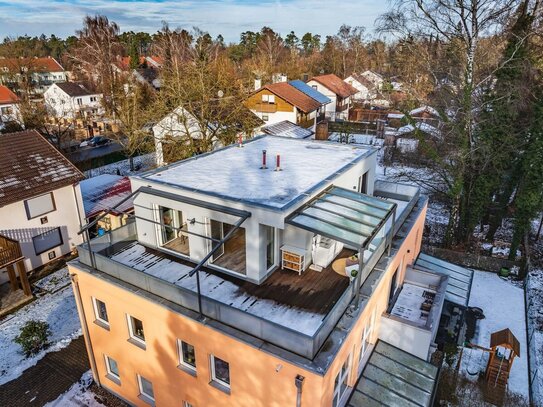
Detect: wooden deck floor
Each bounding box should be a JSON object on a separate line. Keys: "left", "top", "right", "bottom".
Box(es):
{"left": 104, "top": 242, "right": 354, "bottom": 316}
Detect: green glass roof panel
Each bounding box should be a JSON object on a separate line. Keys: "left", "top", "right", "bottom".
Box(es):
{"left": 290, "top": 214, "right": 365, "bottom": 246}
{"left": 328, "top": 186, "right": 395, "bottom": 211}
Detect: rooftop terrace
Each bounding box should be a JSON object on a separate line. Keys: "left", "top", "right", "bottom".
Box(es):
{"left": 142, "top": 136, "right": 373, "bottom": 210}
{"left": 76, "top": 180, "right": 422, "bottom": 362}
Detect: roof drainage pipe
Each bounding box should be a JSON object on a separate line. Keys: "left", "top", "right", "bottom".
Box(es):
{"left": 295, "top": 375, "right": 305, "bottom": 407}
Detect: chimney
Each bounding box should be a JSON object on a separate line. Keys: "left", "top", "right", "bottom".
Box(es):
{"left": 260, "top": 150, "right": 267, "bottom": 169}
{"left": 254, "top": 78, "right": 262, "bottom": 90}
{"left": 238, "top": 133, "right": 244, "bottom": 148}
{"left": 275, "top": 154, "right": 282, "bottom": 171}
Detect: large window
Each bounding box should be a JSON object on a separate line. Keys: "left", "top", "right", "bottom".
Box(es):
{"left": 25, "top": 193, "right": 56, "bottom": 219}
{"left": 92, "top": 297, "right": 109, "bottom": 327}
{"left": 263, "top": 225, "right": 276, "bottom": 271}
{"left": 137, "top": 374, "right": 155, "bottom": 404}
{"left": 333, "top": 354, "right": 352, "bottom": 407}
{"left": 178, "top": 340, "right": 196, "bottom": 372}
{"left": 159, "top": 206, "right": 189, "bottom": 256}
{"left": 32, "top": 227, "right": 63, "bottom": 255}
{"left": 127, "top": 315, "right": 146, "bottom": 346}
{"left": 210, "top": 355, "right": 230, "bottom": 388}
{"left": 208, "top": 220, "right": 246, "bottom": 275}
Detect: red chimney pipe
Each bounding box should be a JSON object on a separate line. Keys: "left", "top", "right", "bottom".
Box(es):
{"left": 238, "top": 133, "right": 243, "bottom": 147}
{"left": 275, "top": 154, "right": 282, "bottom": 171}
{"left": 260, "top": 150, "right": 267, "bottom": 169}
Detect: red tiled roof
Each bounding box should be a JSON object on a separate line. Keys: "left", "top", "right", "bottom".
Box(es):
{"left": 0, "top": 57, "right": 64, "bottom": 73}
{"left": 311, "top": 74, "right": 358, "bottom": 98}
{"left": 0, "top": 85, "right": 18, "bottom": 104}
{"left": 264, "top": 82, "right": 321, "bottom": 113}
{"left": 0, "top": 130, "right": 84, "bottom": 207}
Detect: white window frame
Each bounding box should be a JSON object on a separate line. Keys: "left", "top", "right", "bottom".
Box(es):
{"left": 104, "top": 355, "right": 120, "bottom": 380}
{"left": 178, "top": 339, "right": 196, "bottom": 372}
{"left": 359, "top": 309, "right": 376, "bottom": 373}
{"left": 262, "top": 113, "right": 269, "bottom": 122}
{"left": 268, "top": 94, "right": 275, "bottom": 104}
{"left": 261, "top": 94, "right": 269, "bottom": 103}
{"left": 127, "top": 314, "right": 146, "bottom": 345}
{"left": 137, "top": 374, "right": 155, "bottom": 402}
{"left": 92, "top": 297, "right": 109, "bottom": 326}
{"left": 333, "top": 352, "right": 352, "bottom": 407}
{"left": 210, "top": 354, "right": 230, "bottom": 389}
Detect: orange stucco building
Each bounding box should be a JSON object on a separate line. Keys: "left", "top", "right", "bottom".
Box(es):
{"left": 69, "top": 135, "right": 450, "bottom": 406}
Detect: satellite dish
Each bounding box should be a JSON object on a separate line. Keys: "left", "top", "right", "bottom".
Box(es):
{"left": 217, "top": 90, "right": 224, "bottom": 98}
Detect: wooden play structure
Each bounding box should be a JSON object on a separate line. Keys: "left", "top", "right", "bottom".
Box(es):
{"left": 485, "top": 328, "right": 520, "bottom": 391}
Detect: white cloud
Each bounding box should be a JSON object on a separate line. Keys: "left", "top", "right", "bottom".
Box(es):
{"left": 0, "top": 0, "right": 387, "bottom": 42}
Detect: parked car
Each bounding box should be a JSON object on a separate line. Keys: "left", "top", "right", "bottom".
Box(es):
{"left": 79, "top": 136, "right": 94, "bottom": 148}
{"left": 84, "top": 136, "right": 111, "bottom": 147}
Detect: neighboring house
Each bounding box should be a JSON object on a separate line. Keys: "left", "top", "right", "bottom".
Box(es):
{"left": 307, "top": 74, "right": 358, "bottom": 120}
{"left": 0, "top": 56, "right": 66, "bottom": 94}
{"left": 113, "top": 56, "right": 161, "bottom": 89}
{"left": 261, "top": 119, "right": 313, "bottom": 139}
{"left": 288, "top": 79, "right": 331, "bottom": 123}
{"left": 80, "top": 174, "right": 134, "bottom": 236}
{"left": 246, "top": 82, "right": 323, "bottom": 130}
{"left": 44, "top": 82, "right": 103, "bottom": 120}
{"left": 153, "top": 102, "right": 263, "bottom": 166}
{"left": 344, "top": 73, "right": 378, "bottom": 101}
{"left": 0, "top": 85, "right": 21, "bottom": 129}
{"left": 360, "top": 70, "right": 385, "bottom": 90}
{"left": 70, "top": 134, "right": 473, "bottom": 407}
{"left": 0, "top": 130, "right": 85, "bottom": 288}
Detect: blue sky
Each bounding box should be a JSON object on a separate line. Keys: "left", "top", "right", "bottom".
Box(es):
{"left": 0, "top": 0, "right": 387, "bottom": 43}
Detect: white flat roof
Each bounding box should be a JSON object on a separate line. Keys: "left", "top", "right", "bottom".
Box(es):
{"left": 143, "top": 136, "right": 372, "bottom": 210}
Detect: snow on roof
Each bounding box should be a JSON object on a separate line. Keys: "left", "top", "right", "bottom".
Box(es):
{"left": 0, "top": 130, "right": 84, "bottom": 206}
{"left": 387, "top": 113, "right": 405, "bottom": 119}
{"left": 262, "top": 120, "right": 313, "bottom": 139}
{"left": 143, "top": 136, "right": 371, "bottom": 210}
{"left": 409, "top": 105, "right": 439, "bottom": 117}
{"left": 80, "top": 174, "right": 134, "bottom": 218}
{"left": 398, "top": 122, "right": 440, "bottom": 137}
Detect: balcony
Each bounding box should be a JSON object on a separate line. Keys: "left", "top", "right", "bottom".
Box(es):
{"left": 253, "top": 103, "right": 278, "bottom": 113}
{"left": 76, "top": 181, "right": 422, "bottom": 360}
{"left": 0, "top": 233, "right": 31, "bottom": 317}
{"left": 297, "top": 117, "right": 314, "bottom": 129}
{"left": 378, "top": 266, "right": 448, "bottom": 360}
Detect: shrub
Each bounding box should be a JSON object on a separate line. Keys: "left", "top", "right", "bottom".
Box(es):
{"left": 14, "top": 320, "right": 51, "bottom": 357}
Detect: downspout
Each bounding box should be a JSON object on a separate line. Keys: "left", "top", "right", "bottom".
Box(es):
{"left": 70, "top": 273, "right": 101, "bottom": 386}
{"left": 295, "top": 375, "right": 305, "bottom": 407}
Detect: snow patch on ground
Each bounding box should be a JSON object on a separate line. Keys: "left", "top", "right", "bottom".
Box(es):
{"left": 527, "top": 268, "right": 543, "bottom": 406}
{"left": 0, "top": 268, "right": 81, "bottom": 385}
{"left": 43, "top": 371, "right": 103, "bottom": 407}
{"left": 84, "top": 153, "right": 155, "bottom": 178}
{"left": 458, "top": 271, "right": 529, "bottom": 400}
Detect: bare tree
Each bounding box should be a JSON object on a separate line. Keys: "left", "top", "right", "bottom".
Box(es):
{"left": 70, "top": 15, "right": 123, "bottom": 112}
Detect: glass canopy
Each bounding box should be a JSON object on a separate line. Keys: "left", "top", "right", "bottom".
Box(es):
{"left": 348, "top": 340, "right": 438, "bottom": 407}
{"left": 286, "top": 186, "right": 396, "bottom": 248}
